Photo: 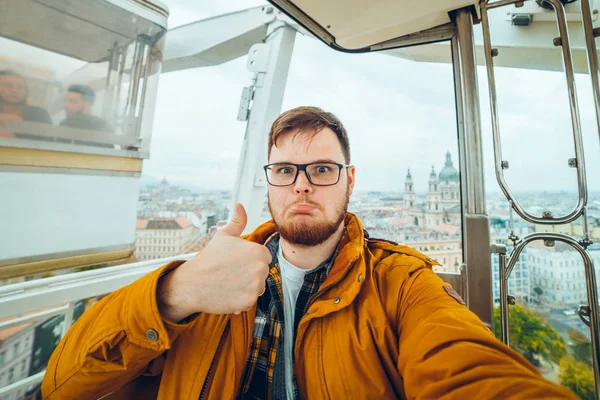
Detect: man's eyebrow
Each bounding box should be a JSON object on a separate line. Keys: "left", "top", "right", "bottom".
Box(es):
{"left": 271, "top": 159, "right": 340, "bottom": 164}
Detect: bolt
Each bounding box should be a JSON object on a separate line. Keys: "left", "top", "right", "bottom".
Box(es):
{"left": 542, "top": 211, "right": 553, "bottom": 219}
{"left": 544, "top": 239, "right": 555, "bottom": 247}
{"left": 501, "top": 160, "right": 509, "bottom": 169}
{"left": 491, "top": 48, "right": 499, "bottom": 57}
{"left": 568, "top": 158, "right": 577, "bottom": 168}
{"left": 553, "top": 37, "right": 562, "bottom": 47}
{"left": 508, "top": 295, "right": 516, "bottom": 305}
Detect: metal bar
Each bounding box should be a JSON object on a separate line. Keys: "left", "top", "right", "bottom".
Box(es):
{"left": 103, "top": 44, "right": 119, "bottom": 121}
{"left": 0, "top": 304, "right": 69, "bottom": 331}
{"left": 0, "top": 242, "right": 135, "bottom": 270}
{"left": 481, "top": 0, "right": 588, "bottom": 225}
{"left": 583, "top": 206, "right": 592, "bottom": 245}
{"left": 486, "top": 0, "right": 524, "bottom": 10}
{"left": 456, "top": 9, "right": 487, "bottom": 215}
{"left": 129, "top": 35, "right": 147, "bottom": 117}
{"left": 63, "top": 301, "right": 75, "bottom": 336}
{"left": 114, "top": 47, "right": 127, "bottom": 126}
{"left": 0, "top": 253, "right": 196, "bottom": 319}
{"left": 504, "top": 232, "right": 600, "bottom": 394}
{"left": 581, "top": 0, "right": 600, "bottom": 147}
{"left": 135, "top": 41, "right": 153, "bottom": 141}
{"left": 0, "top": 371, "right": 45, "bottom": 397}
{"left": 231, "top": 20, "right": 296, "bottom": 233}
{"left": 460, "top": 263, "right": 470, "bottom": 308}
{"left": 454, "top": 8, "right": 493, "bottom": 325}
{"left": 371, "top": 22, "right": 456, "bottom": 51}
{"left": 499, "top": 252, "right": 509, "bottom": 345}
{"left": 124, "top": 39, "right": 141, "bottom": 118}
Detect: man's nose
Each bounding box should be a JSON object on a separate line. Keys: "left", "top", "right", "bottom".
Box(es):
{"left": 293, "top": 170, "right": 313, "bottom": 194}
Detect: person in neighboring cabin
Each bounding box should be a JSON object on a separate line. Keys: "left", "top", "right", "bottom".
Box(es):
{"left": 61, "top": 84, "right": 110, "bottom": 132}
{"left": 0, "top": 69, "right": 52, "bottom": 138}
{"left": 42, "top": 107, "right": 579, "bottom": 399}
{"left": 60, "top": 84, "right": 112, "bottom": 147}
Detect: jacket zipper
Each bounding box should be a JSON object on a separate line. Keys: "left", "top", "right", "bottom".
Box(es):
{"left": 198, "top": 317, "right": 230, "bottom": 400}
{"left": 199, "top": 359, "right": 215, "bottom": 400}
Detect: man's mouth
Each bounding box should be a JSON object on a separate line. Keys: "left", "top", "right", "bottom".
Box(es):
{"left": 289, "top": 203, "right": 318, "bottom": 214}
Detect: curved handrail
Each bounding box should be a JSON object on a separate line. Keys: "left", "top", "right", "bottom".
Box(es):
{"left": 481, "top": 0, "right": 588, "bottom": 225}
{"left": 496, "top": 232, "right": 600, "bottom": 394}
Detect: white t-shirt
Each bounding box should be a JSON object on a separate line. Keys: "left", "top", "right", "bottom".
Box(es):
{"left": 277, "top": 244, "right": 311, "bottom": 400}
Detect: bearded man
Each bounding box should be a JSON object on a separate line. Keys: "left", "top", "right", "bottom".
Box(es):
{"left": 42, "top": 107, "right": 577, "bottom": 400}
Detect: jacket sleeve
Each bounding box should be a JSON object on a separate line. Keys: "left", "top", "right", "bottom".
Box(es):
{"left": 390, "top": 258, "right": 578, "bottom": 400}
{"left": 41, "top": 261, "right": 195, "bottom": 400}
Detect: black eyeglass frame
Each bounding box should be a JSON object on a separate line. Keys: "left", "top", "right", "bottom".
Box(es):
{"left": 263, "top": 162, "right": 350, "bottom": 187}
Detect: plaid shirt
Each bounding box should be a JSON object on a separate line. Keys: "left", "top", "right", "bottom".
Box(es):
{"left": 237, "top": 233, "right": 341, "bottom": 400}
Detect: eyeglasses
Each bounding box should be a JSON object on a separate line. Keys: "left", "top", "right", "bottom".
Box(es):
{"left": 263, "top": 162, "right": 350, "bottom": 187}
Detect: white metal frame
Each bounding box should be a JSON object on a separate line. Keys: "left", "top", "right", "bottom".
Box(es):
{"left": 0, "top": 254, "right": 196, "bottom": 398}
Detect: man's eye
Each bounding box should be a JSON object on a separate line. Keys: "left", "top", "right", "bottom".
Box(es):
{"left": 276, "top": 167, "right": 293, "bottom": 174}
{"left": 316, "top": 166, "right": 330, "bottom": 173}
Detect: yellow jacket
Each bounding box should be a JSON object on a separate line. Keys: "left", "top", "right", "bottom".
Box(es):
{"left": 42, "top": 213, "right": 577, "bottom": 399}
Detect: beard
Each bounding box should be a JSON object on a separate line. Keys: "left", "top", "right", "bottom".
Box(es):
{"left": 268, "top": 185, "right": 350, "bottom": 246}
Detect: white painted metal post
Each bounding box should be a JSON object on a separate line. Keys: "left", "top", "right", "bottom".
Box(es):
{"left": 231, "top": 20, "right": 296, "bottom": 233}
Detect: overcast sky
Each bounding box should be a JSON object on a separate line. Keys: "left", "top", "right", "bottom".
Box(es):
{"left": 143, "top": 0, "right": 600, "bottom": 195}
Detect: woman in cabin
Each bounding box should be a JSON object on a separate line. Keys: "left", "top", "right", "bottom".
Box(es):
{"left": 0, "top": 69, "right": 52, "bottom": 138}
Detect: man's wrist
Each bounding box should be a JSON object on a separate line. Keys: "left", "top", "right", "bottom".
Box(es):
{"left": 157, "top": 267, "right": 194, "bottom": 323}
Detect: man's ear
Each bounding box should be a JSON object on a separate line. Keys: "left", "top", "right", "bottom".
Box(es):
{"left": 347, "top": 165, "right": 356, "bottom": 196}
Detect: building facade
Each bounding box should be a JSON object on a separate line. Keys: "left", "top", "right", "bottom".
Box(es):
{"left": 0, "top": 322, "right": 36, "bottom": 400}
{"left": 403, "top": 152, "right": 461, "bottom": 230}
{"left": 135, "top": 217, "right": 201, "bottom": 260}
{"left": 527, "top": 243, "right": 600, "bottom": 308}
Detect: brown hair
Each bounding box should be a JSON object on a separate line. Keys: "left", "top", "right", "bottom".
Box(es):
{"left": 268, "top": 106, "right": 351, "bottom": 164}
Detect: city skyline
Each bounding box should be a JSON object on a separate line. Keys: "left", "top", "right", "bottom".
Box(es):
{"left": 143, "top": 1, "right": 600, "bottom": 193}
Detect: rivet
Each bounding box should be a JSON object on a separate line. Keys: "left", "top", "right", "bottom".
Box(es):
{"left": 145, "top": 329, "right": 158, "bottom": 342}
{"left": 333, "top": 298, "right": 340, "bottom": 304}
{"left": 357, "top": 274, "right": 364, "bottom": 282}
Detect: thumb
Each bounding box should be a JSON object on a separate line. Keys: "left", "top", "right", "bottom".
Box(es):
{"left": 219, "top": 203, "right": 247, "bottom": 237}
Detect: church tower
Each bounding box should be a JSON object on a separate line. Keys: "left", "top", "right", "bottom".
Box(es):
{"left": 427, "top": 165, "right": 439, "bottom": 212}
{"left": 404, "top": 169, "right": 415, "bottom": 210}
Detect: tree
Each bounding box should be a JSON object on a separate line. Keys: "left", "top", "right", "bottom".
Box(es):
{"left": 559, "top": 356, "right": 596, "bottom": 400}
{"left": 568, "top": 328, "right": 592, "bottom": 366}
{"left": 493, "top": 305, "right": 567, "bottom": 366}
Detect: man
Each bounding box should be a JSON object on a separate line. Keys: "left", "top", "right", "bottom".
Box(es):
{"left": 42, "top": 107, "right": 577, "bottom": 399}
{"left": 59, "top": 84, "right": 112, "bottom": 148}
{"left": 61, "top": 84, "right": 109, "bottom": 131}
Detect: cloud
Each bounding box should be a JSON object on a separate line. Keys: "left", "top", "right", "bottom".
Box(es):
{"left": 146, "top": 1, "right": 600, "bottom": 195}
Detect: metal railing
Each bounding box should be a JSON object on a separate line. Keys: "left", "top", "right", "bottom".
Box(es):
{"left": 0, "top": 253, "right": 196, "bottom": 398}
{"left": 482, "top": 0, "right": 600, "bottom": 395}
{"left": 482, "top": 0, "right": 588, "bottom": 226}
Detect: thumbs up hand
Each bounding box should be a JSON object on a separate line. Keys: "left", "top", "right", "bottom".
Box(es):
{"left": 157, "top": 204, "right": 272, "bottom": 321}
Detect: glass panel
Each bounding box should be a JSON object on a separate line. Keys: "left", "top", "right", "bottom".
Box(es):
{"left": 0, "top": 0, "right": 165, "bottom": 152}
{"left": 279, "top": 37, "right": 462, "bottom": 272}
{"left": 483, "top": 7, "right": 600, "bottom": 399}
{"left": 0, "top": 298, "right": 89, "bottom": 398}
{"left": 482, "top": 5, "right": 580, "bottom": 218}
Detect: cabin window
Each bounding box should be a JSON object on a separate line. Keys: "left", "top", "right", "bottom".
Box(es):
{"left": 0, "top": 0, "right": 165, "bottom": 154}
